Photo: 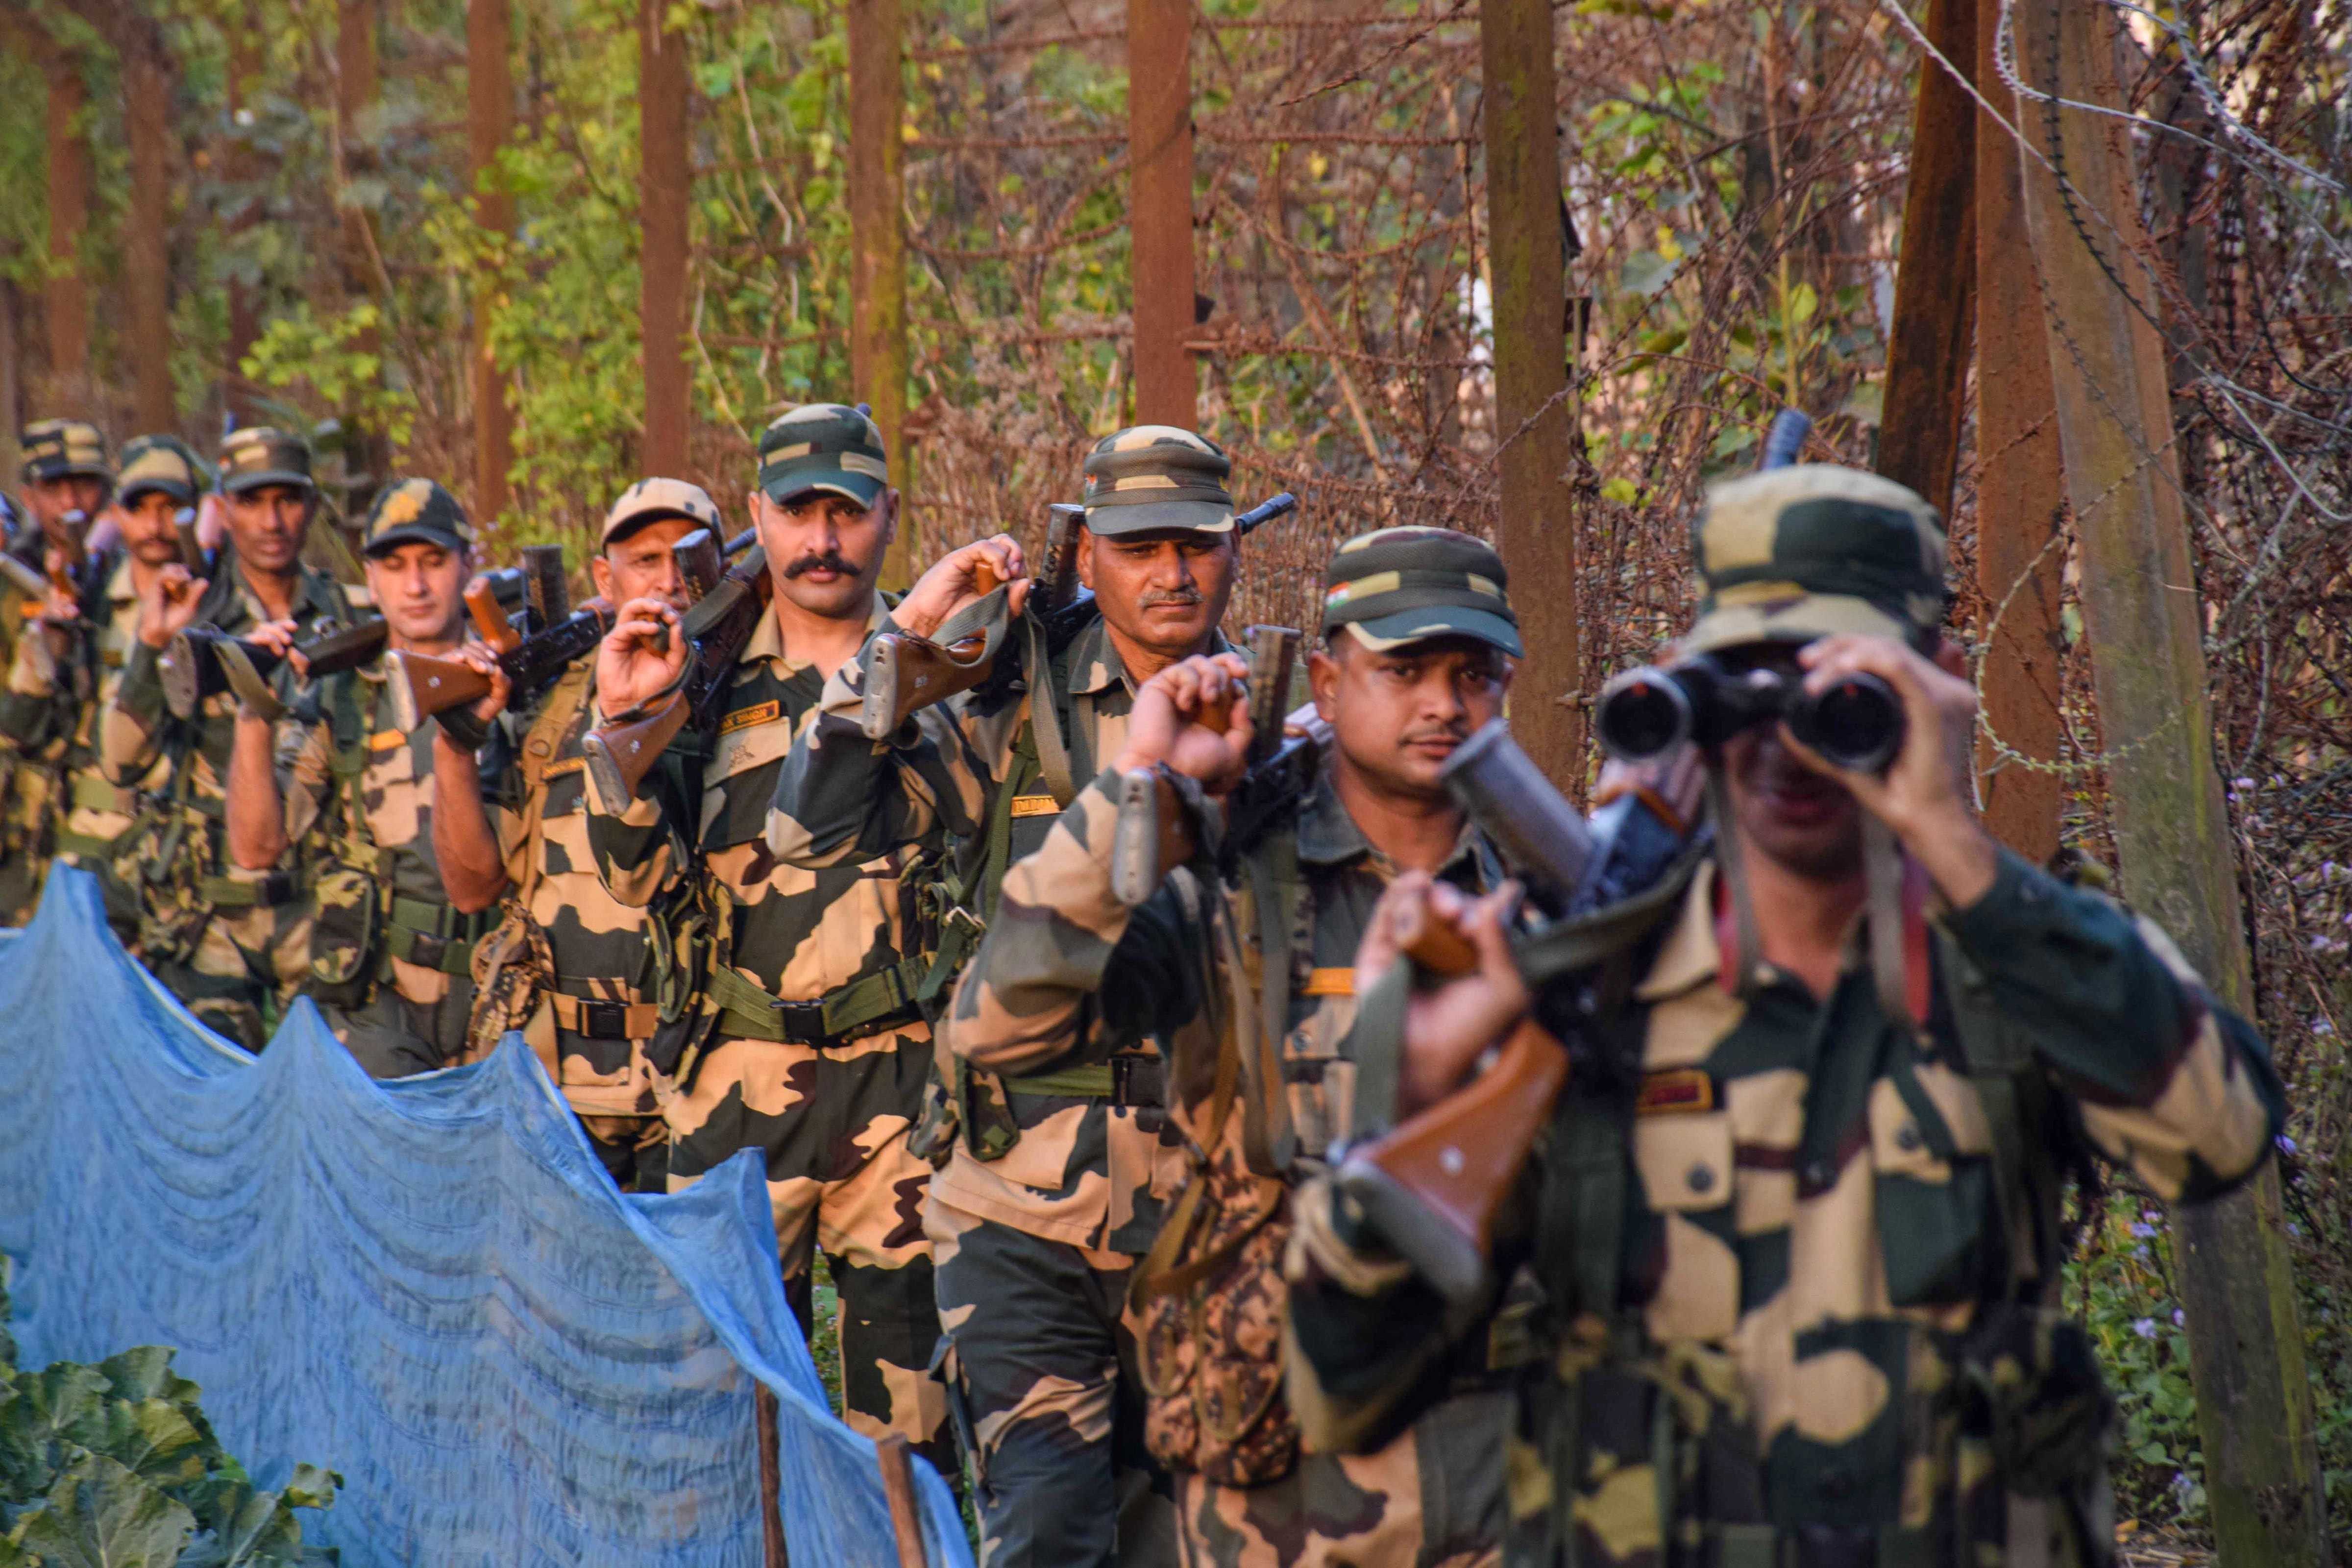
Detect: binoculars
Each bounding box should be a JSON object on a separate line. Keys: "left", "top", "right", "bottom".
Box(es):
{"left": 1595, "top": 652, "right": 1906, "bottom": 774}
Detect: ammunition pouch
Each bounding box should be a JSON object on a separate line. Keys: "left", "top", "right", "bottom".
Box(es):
{"left": 303, "top": 856, "right": 385, "bottom": 1008}
{"left": 117, "top": 786, "right": 220, "bottom": 966}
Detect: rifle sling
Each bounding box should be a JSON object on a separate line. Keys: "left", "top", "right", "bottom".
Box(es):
{"left": 1022, "top": 613, "right": 1078, "bottom": 808}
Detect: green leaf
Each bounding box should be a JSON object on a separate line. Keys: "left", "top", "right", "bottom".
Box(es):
{"left": 1619, "top": 250, "right": 1677, "bottom": 296}
{"left": 11, "top": 1456, "right": 196, "bottom": 1568}
{"left": 276, "top": 1468, "right": 338, "bottom": 1514}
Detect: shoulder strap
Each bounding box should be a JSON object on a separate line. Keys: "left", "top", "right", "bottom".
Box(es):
{"left": 511, "top": 662, "right": 595, "bottom": 909}
{"left": 1935, "top": 926, "right": 2059, "bottom": 1294}
{"left": 1241, "top": 833, "right": 1305, "bottom": 1176}
{"left": 1021, "top": 612, "right": 1077, "bottom": 808}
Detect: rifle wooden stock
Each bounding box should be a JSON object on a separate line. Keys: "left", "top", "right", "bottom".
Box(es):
{"left": 0, "top": 552, "right": 48, "bottom": 600}
{"left": 389, "top": 597, "right": 617, "bottom": 729}
{"left": 1394, "top": 896, "right": 1480, "bottom": 978}
{"left": 857, "top": 562, "right": 1004, "bottom": 739}
{"left": 1334, "top": 1019, "right": 1568, "bottom": 1307}
{"left": 580, "top": 689, "right": 689, "bottom": 807}
{"left": 385, "top": 649, "right": 489, "bottom": 733}
{"left": 1107, "top": 691, "right": 1237, "bottom": 905}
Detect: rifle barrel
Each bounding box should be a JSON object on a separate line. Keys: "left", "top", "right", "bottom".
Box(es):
{"left": 1234, "top": 492, "right": 1298, "bottom": 537}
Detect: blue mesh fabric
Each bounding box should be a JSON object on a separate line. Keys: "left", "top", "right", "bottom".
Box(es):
{"left": 0, "top": 869, "right": 971, "bottom": 1568}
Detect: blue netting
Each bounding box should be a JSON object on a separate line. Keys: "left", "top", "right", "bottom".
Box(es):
{"left": 0, "top": 868, "right": 971, "bottom": 1568}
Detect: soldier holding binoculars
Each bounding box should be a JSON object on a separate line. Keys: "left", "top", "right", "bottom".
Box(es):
{"left": 1284, "top": 464, "right": 2284, "bottom": 1568}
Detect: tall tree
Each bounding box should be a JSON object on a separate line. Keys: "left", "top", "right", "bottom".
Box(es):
{"left": 1126, "top": 0, "right": 1196, "bottom": 427}
{"left": 637, "top": 0, "right": 688, "bottom": 477}
{"left": 91, "top": 0, "right": 178, "bottom": 434}
{"left": 467, "top": 0, "right": 514, "bottom": 524}
{"left": 32, "top": 21, "right": 91, "bottom": 413}
{"left": 1874, "top": 0, "right": 1973, "bottom": 514}
{"left": 222, "top": 23, "right": 263, "bottom": 428}
{"left": 338, "top": 0, "right": 384, "bottom": 503}
{"left": 2013, "top": 4, "right": 2327, "bottom": 1564}
{"left": 847, "top": 0, "right": 909, "bottom": 583}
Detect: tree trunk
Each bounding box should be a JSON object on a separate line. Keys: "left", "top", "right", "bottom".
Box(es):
{"left": 1874, "top": 0, "right": 1973, "bottom": 514}
{"left": 1126, "top": 0, "right": 1196, "bottom": 428}
{"left": 637, "top": 0, "right": 690, "bottom": 479}
{"left": 2012, "top": 5, "right": 2326, "bottom": 1566}
{"left": 1968, "top": 0, "right": 2062, "bottom": 863}
{"left": 468, "top": 0, "right": 515, "bottom": 525}
{"left": 1478, "top": 0, "right": 1582, "bottom": 795}
{"left": 119, "top": 23, "right": 175, "bottom": 434}
{"left": 339, "top": 0, "right": 385, "bottom": 506}
{"left": 41, "top": 39, "right": 91, "bottom": 412}
{"left": 848, "top": 0, "right": 912, "bottom": 585}
{"left": 223, "top": 26, "right": 264, "bottom": 428}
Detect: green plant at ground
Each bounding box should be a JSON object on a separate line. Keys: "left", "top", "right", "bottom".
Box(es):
{"left": 0, "top": 1282, "right": 339, "bottom": 1568}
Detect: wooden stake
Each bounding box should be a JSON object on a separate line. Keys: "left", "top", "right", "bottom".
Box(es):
{"left": 2013, "top": 5, "right": 2325, "bottom": 1564}
{"left": 1969, "top": 0, "right": 2062, "bottom": 863}
{"left": 639, "top": 0, "right": 691, "bottom": 476}
{"left": 1478, "top": 0, "right": 1583, "bottom": 796}
{"left": 1126, "top": 0, "right": 1197, "bottom": 428}
{"left": 121, "top": 22, "right": 174, "bottom": 433}
{"left": 40, "top": 37, "right": 90, "bottom": 409}
{"left": 1875, "top": 0, "right": 1974, "bottom": 514}
{"left": 755, "top": 1382, "right": 787, "bottom": 1568}
{"left": 848, "top": 0, "right": 914, "bottom": 584}
{"left": 337, "top": 0, "right": 384, "bottom": 501}
{"left": 875, "top": 1433, "right": 929, "bottom": 1568}
{"left": 467, "top": 0, "right": 516, "bottom": 525}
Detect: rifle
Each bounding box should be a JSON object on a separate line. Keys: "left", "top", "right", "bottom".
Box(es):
{"left": 580, "top": 542, "right": 775, "bottom": 805}
{"left": 385, "top": 572, "right": 611, "bottom": 731}
{"left": 0, "top": 510, "right": 100, "bottom": 609}
{"left": 169, "top": 568, "right": 530, "bottom": 721}
{"left": 174, "top": 508, "right": 207, "bottom": 574}
{"left": 1331, "top": 718, "right": 1692, "bottom": 1306}
{"left": 857, "top": 560, "right": 1005, "bottom": 740}
{"left": 1107, "top": 625, "right": 1320, "bottom": 906}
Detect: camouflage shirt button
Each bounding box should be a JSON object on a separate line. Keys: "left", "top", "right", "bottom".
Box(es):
{"left": 1818, "top": 1469, "right": 1855, "bottom": 1500}
{"left": 1895, "top": 1125, "right": 1922, "bottom": 1152}
{"left": 1686, "top": 1163, "right": 1716, "bottom": 1195}
{"left": 1802, "top": 1158, "right": 1835, "bottom": 1190}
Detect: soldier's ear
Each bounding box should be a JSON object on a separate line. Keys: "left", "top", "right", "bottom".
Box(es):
{"left": 1075, "top": 523, "right": 1096, "bottom": 591}
{"left": 588, "top": 551, "right": 614, "bottom": 602}
{"left": 1308, "top": 635, "right": 1346, "bottom": 722}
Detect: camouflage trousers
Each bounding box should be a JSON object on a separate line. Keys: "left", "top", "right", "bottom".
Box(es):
{"left": 0, "top": 761, "right": 58, "bottom": 926}
{"left": 1175, "top": 1391, "right": 1509, "bottom": 1568}
{"left": 155, "top": 894, "right": 311, "bottom": 1052}
{"left": 664, "top": 1026, "right": 948, "bottom": 1470}
{"left": 51, "top": 843, "right": 144, "bottom": 952}
{"left": 325, "top": 957, "right": 478, "bottom": 1078}
{"left": 580, "top": 1112, "right": 669, "bottom": 1195}
{"left": 929, "top": 1200, "right": 1180, "bottom": 1568}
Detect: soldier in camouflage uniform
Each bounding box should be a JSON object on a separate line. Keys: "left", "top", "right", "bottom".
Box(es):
{"left": 1283, "top": 466, "right": 2288, "bottom": 1568}
{"left": 0, "top": 434, "right": 201, "bottom": 944}
{"left": 221, "top": 479, "right": 496, "bottom": 1077}
{"left": 428, "top": 477, "right": 728, "bottom": 1189}
{"left": 583, "top": 405, "right": 949, "bottom": 1468}
{"left": 100, "top": 428, "right": 353, "bottom": 1048}
{"left": 0, "top": 419, "right": 117, "bottom": 922}
{"left": 943, "top": 529, "right": 1529, "bottom": 1567}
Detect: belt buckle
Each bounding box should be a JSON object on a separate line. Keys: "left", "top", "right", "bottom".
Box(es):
{"left": 578, "top": 998, "right": 631, "bottom": 1040}
{"left": 771, "top": 999, "right": 826, "bottom": 1044}
{"left": 406, "top": 931, "right": 448, "bottom": 971}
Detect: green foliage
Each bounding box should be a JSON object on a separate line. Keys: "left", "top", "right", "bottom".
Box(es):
{"left": 0, "top": 1282, "right": 338, "bottom": 1568}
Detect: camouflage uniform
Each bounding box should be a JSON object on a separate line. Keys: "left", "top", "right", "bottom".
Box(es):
{"left": 778, "top": 427, "right": 1260, "bottom": 1565}
{"left": 0, "top": 420, "right": 116, "bottom": 925}
{"left": 467, "top": 479, "right": 731, "bottom": 1189}
{"left": 1282, "top": 467, "right": 2289, "bottom": 1568}
{"left": 583, "top": 408, "right": 946, "bottom": 1467}
{"left": 946, "top": 527, "right": 1532, "bottom": 1568}
{"left": 271, "top": 480, "right": 494, "bottom": 1077}
{"left": 99, "top": 429, "right": 353, "bottom": 1048}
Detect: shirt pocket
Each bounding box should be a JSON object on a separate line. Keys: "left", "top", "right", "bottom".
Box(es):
{"left": 1869, "top": 1073, "right": 1994, "bottom": 1306}
{"left": 1632, "top": 1110, "right": 1741, "bottom": 1341}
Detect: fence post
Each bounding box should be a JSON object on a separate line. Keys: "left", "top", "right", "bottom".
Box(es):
{"left": 1874, "top": 0, "right": 1973, "bottom": 514}
{"left": 1478, "top": 0, "right": 1582, "bottom": 794}
{"left": 754, "top": 1383, "right": 787, "bottom": 1568}
{"left": 1127, "top": 0, "right": 1197, "bottom": 429}
{"left": 848, "top": 0, "right": 914, "bottom": 584}
{"left": 639, "top": 0, "right": 690, "bottom": 477}
{"left": 2013, "top": 5, "right": 2326, "bottom": 1565}
{"left": 467, "top": 0, "right": 515, "bottom": 525}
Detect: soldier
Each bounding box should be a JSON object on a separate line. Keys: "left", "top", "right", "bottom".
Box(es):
{"left": 582, "top": 404, "right": 949, "bottom": 1468}
{"left": 0, "top": 435, "right": 202, "bottom": 943}
{"left": 0, "top": 419, "right": 116, "bottom": 921}
{"left": 771, "top": 424, "right": 1248, "bottom": 1565}
{"left": 1283, "top": 466, "right": 2287, "bottom": 1568}
{"left": 940, "top": 528, "right": 1526, "bottom": 1567}
{"left": 428, "top": 477, "right": 727, "bottom": 1189}
{"left": 101, "top": 427, "right": 353, "bottom": 1048}
{"left": 219, "top": 478, "right": 495, "bottom": 1077}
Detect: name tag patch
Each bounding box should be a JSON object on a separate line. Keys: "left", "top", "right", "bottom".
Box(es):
{"left": 542, "top": 757, "right": 585, "bottom": 779}
{"left": 368, "top": 730, "right": 407, "bottom": 752}
{"left": 1009, "top": 795, "right": 1060, "bottom": 819}
{"left": 719, "top": 699, "right": 782, "bottom": 736}
{"left": 1300, "top": 967, "right": 1354, "bottom": 998}
{"left": 1636, "top": 1068, "right": 1715, "bottom": 1116}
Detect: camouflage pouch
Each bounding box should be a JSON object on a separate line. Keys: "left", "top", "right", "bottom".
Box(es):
{"left": 117, "top": 800, "right": 215, "bottom": 967}
{"left": 905, "top": 1038, "right": 961, "bottom": 1169}
{"left": 1135, "top": 1154, "right": 1299, "bottom": 1487}
{"left": 1958, "top": 1307, "right": 2115, "bottom": 1496}
{"left": 303, "top": 857, "right": 384, "bottom": 1008}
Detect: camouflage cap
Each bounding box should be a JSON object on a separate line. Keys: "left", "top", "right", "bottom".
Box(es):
{"left": 602, "top": 476, "right": 724, "bottom": 547}
{"left": 116, "top": 435, "right": 208, "bottom": 506}
{"left": 1080, "top": 425, "right": 1235, "bottom": 537}
{"left": 1683, "top": 464, "right": 1947, "bottom": 655}
{"left": 362, "top": 477, "right": 473, "bottom": 557}
{"left": 1321, "top": 526, "right": 1522, "bottom": 657}
{"left": 756, "top": 404, "right": 889, "bottom": 509}
{"left": 218, "top": 427, "right": 316, "bottom": 496}
{"left": 21, "top": 419, "right": 110, "bottom": 484}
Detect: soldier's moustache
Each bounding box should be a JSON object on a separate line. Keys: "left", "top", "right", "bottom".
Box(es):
{"left": 783, "top": 549, "right": 860, "bottom": 579}
{"left": 1139, "top": 585, "right": 1203, "bottom": 609}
